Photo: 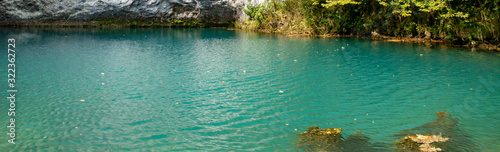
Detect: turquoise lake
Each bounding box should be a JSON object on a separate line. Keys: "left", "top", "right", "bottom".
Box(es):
{"left": 0, "top": 28, "right": 499, "bottom": 151}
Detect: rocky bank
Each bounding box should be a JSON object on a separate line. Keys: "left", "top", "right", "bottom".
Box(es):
{"left": 0, "top": 0, "right": 268, "bottom": 25}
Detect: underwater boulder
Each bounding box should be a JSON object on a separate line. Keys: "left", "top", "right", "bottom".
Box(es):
{"left": 395, "top": 111, "right": 479, "bottom": 152}
{"left": 395, "top": 134, "right": 449, "bottom": 152}
{"left": 296, "top": 126, "right": 344, "bottom": 152}
{"left": 296, "top": 127, "right": 379, "bottom": 152}
{"left": 339, "top": 131, "right": 378, "bottom": 152}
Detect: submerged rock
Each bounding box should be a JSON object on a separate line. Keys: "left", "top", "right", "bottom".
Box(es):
{"left": 395, "top": 134, "right": 449, "bottom": 152}
{"left": 395, "top": 111, "right": 479, "bottom": 152}
{"left": 339, "top": 131, "right": 378, "bottom": 152}
{"left": 296, "top": 111, "right": 478, "bottom": 151}
{"left": 296, "top": 126, "right": 344, "bottom": 151}
{"left": 296, "top": 127, "right": 378, "bottom": 152}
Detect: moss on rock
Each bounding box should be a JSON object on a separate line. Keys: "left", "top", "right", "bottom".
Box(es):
{"left": 296, "top": 126, "right": 344, "bottom": 151}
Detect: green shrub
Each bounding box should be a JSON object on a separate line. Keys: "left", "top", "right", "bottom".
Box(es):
{"left": 238, "top": 0, "right": 499, "bottom": 45}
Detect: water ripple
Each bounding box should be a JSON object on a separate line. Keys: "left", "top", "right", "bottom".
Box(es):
{"left": 1, "top": 28, "right": 498, "bottom": 151}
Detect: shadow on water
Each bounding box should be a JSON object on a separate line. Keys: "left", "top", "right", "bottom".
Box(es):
{"left": 295, "top": 111, "right": 478, "bottom": 152}
{"left": 339, "top": 132, "right": 381, "bottom": 152}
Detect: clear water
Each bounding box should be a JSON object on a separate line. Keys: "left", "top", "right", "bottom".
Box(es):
{"left": 0, "top": 28, "right": 499, "bottom": 151}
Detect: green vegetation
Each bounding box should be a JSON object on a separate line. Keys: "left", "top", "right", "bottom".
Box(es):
{"left": 239, "top": 0, "right": 500, "bottom": 48}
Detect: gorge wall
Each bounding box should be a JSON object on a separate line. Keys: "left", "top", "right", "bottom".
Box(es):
{"left": 0, "top": 0, "right": 267, "bottom": 25}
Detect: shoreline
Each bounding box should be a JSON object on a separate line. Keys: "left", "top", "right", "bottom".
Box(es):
{"left": 0, "top": 21, "right": 230, "bottom": 28}
{"left": 1, "top": 21, "right": 499, "bottom": 52}
{"left": 232, "top": 28, "right": 500, "bottom": 52}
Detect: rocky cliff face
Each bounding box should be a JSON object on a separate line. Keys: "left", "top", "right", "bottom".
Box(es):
{"left": 0, "top": 0, "right": 264, "bottom": 24}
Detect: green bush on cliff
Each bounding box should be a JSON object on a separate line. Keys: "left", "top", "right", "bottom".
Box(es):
{"left": 241, "top": 0, "right": 500, "bottom": 46}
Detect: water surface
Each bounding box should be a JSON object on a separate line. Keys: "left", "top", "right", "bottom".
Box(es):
{"left": 0, "top": 27, "right": 499, "bottom": 151}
